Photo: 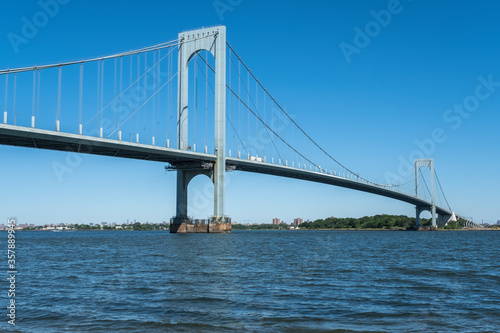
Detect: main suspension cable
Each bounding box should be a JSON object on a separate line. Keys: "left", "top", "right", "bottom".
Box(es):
{"left": 226, "top": 42, "right": 404, "bottom": 188}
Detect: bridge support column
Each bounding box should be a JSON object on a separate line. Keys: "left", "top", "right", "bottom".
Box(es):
{"left": 173, "top": 170, "right": 193, "bottom": 224}
{"left": 213, "top": 27, "right": 226, "bottom": 224}
{"left": 171, "top": 26, "right": 230, "bottom": 233}
{"left": 437, "top": 213, "right": 452, "bottom": 228}
{"left": 171, "top": 169, "right": 224, "bottom": 233}
{"left": 415, "top": 206, "right": 438, "bottom": 230}
{"left": 415, "top": 207, "right": 422, "bottom": 227}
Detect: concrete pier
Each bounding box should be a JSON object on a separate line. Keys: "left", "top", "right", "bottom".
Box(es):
{"left": 170, "top": 220, "right": 231, "bottom": 233}
{"left": 170, "top": 216, "right": 231, "bottom": 233}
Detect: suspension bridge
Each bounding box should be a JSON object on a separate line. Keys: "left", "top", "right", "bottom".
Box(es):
{"left": 0, "top": 26, "right": 480, "bottom": 232}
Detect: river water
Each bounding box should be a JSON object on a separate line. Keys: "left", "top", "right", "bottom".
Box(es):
{"left": 3, "top": 230, "right": 499, "bottom": 332}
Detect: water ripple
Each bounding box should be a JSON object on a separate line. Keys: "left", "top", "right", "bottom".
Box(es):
{"left": 3, "top": 230, "right": 499, "bottom": 332}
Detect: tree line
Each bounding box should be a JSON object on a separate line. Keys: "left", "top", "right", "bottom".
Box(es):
{"left": 300, "top": 215, "right": 421, "bottom": 230}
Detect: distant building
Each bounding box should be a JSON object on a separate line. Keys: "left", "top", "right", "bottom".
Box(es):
{"left": 272, "top": 218, "right": 280, "bottom": 225}
{"left": 293, "top": 218, "right": 303, "bottom": 226}
{"left": 497, "top": 220, "right": 500, "bottom": 225}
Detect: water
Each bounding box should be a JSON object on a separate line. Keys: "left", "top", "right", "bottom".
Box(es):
{"left": 3, "top": 230, "right": 500, "bottom": 332}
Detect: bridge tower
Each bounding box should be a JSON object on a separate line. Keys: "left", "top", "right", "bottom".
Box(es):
{"left": 170, "top": 26, "right": 230, "bottom": 233}
{"left": 414, "top": 159, "right": 437, "bottom": 229}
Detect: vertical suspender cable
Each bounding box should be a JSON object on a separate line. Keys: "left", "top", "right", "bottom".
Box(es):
{"left": 194, "top": 54, "right": 197, "bottom": 150}
{"left": 292, "top": 123, "right": 295, "bottom": 167}
{"left": 13, "top": 74, "right": 17, "bottom": 125}
{"left": 4, "top": 74, "right": 8, "bottom": 123}
{"left": 284, "top": 106, "right": 287, "bottom": 163}
{"left": 287, "top": 108, "right": 290, "bottom": 164}
{"left": 269, "top": 100, "right": 279, "bottom": 161}
{"left": 157, "top": 49, "right": 161, "bottom": 144}
{"left": 96, "top": 60, "right": 100, "bottom": 134}
{"left": 153, "top": 50, "right": 157, "bottom": 144}
{"left": 255, "top": 80, "right": 258, "bottom": 156}
{"left": 100, "top": 60, "right": 104, "bottom": 137}
{"left": 119, "top": 56, "right": 123, "bottom": 137}
{"left": 57, "top": 65, "right": 62, "bottom": 131}
{"left": 227, "top": 49, "right": 231, "bottom": 152}
{"left": 289, "top": 107, "right": 292, "bottom": 165}
{"left": 143, "top": 52, "right": 147, "bottom": 135}
{"left": 282, "top": 105, "right": 285, "bottom": 163}
{"left": 280, "top": 105, "right": 283, "bottom": 162}
{"left": 247, "top": 69, "right": 250, "bottom": 157}
{"left": 284, "top": 106, "right": 286, "bottom": 163}
{"left": 129, "top": 55, "right": 133, "bottom": 92}
{"left": 290, "top": 119, "right": 294, "bottom": 166}
{"left": 79, "top": 63, "right": 83, "bottom": 134}
{"left": 36, "top": 70, "right": 40, "bottom": 127}
{"left": 263, "top": 93, "right": 266, "bottom": 159}
{"left": 152, "top": 50, "right": 156, "bottom": 144}
{"left": 277, "top": 103, "right": 280, "bottom": 161}
{"left": 32, "top": 70, "right": 36, "bottom": 127}
{"left": 168, "top": 48, "right": 172, "bottom": 145}
{"left": 238, "top": 61, "right": 241, "bottom": 155}
{"left": 205, "top": 51, "right": 208, "bottom": 147}
{"left": 136, "top": 53, "right": 140, "bottom": 140}
{"left": 167, "top": 49, "right": 171, "bottom": 146}
{"left": 129, "top": 54, "right": 133, "bottom": 139}
{"left": 114, "top": 58, "right": 117, "bottom": 134}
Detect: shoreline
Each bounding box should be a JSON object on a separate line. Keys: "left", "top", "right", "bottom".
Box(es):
{"left": 6, "top": 227, "right": 499, "bottom": 232}
{"left": 235, "top": 228, "right": 498, "bottom": 232}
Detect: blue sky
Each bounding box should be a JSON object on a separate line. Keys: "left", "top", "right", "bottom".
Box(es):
{"left": 1, "top": 0, "right": 499, "bottom": 225}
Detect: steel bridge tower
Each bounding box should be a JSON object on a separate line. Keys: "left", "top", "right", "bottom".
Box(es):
{"left": 170, "top": 26, "right": 230, "bottom": 233}
{"left": 415, "top": 159, "right": 437, "bottom": 229}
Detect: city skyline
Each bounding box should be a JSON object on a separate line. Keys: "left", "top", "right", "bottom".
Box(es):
{"left": 1, "top": 1, "right": 500, "bottom": 225}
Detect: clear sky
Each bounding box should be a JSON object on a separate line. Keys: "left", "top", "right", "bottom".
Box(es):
{"left": 1, "top": 0, "right": 499, "bottom": 225}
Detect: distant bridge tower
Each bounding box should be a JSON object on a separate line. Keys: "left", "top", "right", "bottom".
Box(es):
{"left": 171, "top": 26, "right": 229, "bottom": 233}
{"left": 415, "top": 159, "right": 437, "bottom": 229}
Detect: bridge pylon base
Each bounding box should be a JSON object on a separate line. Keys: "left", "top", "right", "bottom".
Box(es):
{"left": 411, "top": 226, "right": 439, "bottom": 231}
{"left": 208, "top": 222, "right": 232, "bottom": 233}
{"left": 170, "top": 216, "right": 232, "bottom": 233}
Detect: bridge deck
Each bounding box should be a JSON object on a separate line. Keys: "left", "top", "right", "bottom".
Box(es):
{"left": 226, "top": 157, "right": 452, "bottom": 216}
{"left": 0, "top": 124, "right": 451, "bottom": 217}
{"left": 0, "top": 124, "right": 216, "bottom": 164}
